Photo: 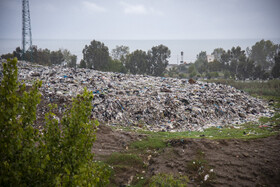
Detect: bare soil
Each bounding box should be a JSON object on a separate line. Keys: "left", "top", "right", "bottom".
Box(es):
{"left": 94, "top": 125, "right": 280, "bottom": 187}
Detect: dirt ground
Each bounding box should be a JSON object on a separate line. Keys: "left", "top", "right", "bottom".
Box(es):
{"left": 94, "top": 124, "right": 280, "bottom": 187}
{"left": 35, "top": 93, "right": 280, "bottom": 186}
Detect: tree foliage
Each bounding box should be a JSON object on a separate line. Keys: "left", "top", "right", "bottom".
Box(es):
{"left": 126, "top": 50, "right": 148, "bottom": 75}
{"left": 124, "top": 44, "right": 170, "bottom": 76}
{"left": 0, "top": 58, "right": 42, "bottom": 186}
{"left": 148, "top": 44, "right": 171, "bottom": 76}
{"left": 82, "top": 40, "right": 110, "bottom": 70}
{"left": 249, "top": 39, "right": 279, "bottom": 71}
{"left": 0, "top": 58, "right": 111, "bottom": 186}
{"left": 111, "top": 45, "right": 130, "bottom": 64}
{"left": 212, "top": 48, "right": 226, "bottom": 62}
{"left": 1, "top": 47, "right": 77, "bottom": 67}
{"left": 194, "top": 51, "right": 208, "bottom": 74}
{"left": 271, "top": 52, "right": 280, "bottom": 78}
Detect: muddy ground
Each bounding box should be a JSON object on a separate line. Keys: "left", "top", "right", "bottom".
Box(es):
{"left": 94, "top": 125, "right": 280, "bottom": 187}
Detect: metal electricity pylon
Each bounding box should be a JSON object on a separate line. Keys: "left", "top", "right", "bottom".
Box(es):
{"left": 22, "top": 0, "right": 33, "bottom": 61}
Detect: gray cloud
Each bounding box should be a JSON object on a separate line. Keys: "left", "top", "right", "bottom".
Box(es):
{"left": 0, "top": 0, "right": 279, "bottom": 40}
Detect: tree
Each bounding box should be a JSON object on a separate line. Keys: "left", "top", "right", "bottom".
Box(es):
{"left": 221, "top": 46, "right": 247, "bottom": 79}
{"left": 249, "top": 39, "right": 278, "bottom": 71}
{"left": 111, "top": 45, "right": 130, "bottom": 65}
{"left": 125, "top": 50, "right": 148, "bottom": 74}
{"left": 212, "top": 48, "right": 225, "bottom": 62}
{"left": 208, "top": 60, "right": 222, "bottom": 72}
{"left": 82, "top": 40, "right": 110, "bottom": 70}
{"left": 68, "top": 55, "right": 77, "bottom": 68}
{"left": 79, "top": 59, "right": 87, "bottom": 68}
{"left": 108, "top": 58, "right": 127, "bottom": 73}
{"left": 188, "top": 63, "right": 196, "bottom": 74}
{"left": 0, "top": 58, "right": 42, "bottom": 185}
{"left": 252, "top": 65, "right": 265, "bottom": 80}
{"left": 50, "top": 49, "right": 64, "bottom": 65}
{"left": 1, "top": 53, "right": 14, "bottom": 60}
{"left": 194, "top": 51, "right": 208, "bottom": 74}
{"left": 148, "top": 44, "right": 171, "bottom": 76}
{"left": 13, "top": 47, "right": 22, "bottom": 60}
{"left": 0, "top": 58, "right": 111, "bottom": 186}
{"left": 271, "top": 52, "right": 280, "bottom": 78}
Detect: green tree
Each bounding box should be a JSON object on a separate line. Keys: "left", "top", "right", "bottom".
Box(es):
{"left": 42, "top": 89, "right": 110, "bottom": 186}
{"left": 79, "top": 59, "right": 87, "bottom": 68}
{"left": 126, "top": 50, "right": 148, "bottom": 74}
{"left": 111, "top": 45, "right": 130, "bottom": 65}
{"left": 249, "top": 40, "right": 279, "bottom": 71}
{"left": 208, "top": 60, "right": 222, "bottom": 72}
{"left": 13, "top": 47, "right": 22, "bottom": 60}
{"left": 148, "top": 44, "right": 171, "bottom": 76}
{"left": 212, "top": 48, "right": 226, "bottom": 62}
{"left": 82, "top": 40, "right": 110, "bottom": 70}
{"left": 0, "top": 58, "right": 42, "bottom": 186}
{"left": 271, "top": 52, "right": 280, "bottom": 78}
{"left": 68, "top": 55, "right": 77, "bottom": 68}
{"left": 188, "top": 63, "right": 196, "bottom": 74}
{"left": 50, "top": 49, "right": 64, "bottom": 65}
{"left": 1, "top": 53, "right": 14, "bottom": 60}
{"left": 108, "top": 58, "right": 127, "bottom": 73}
{"left": 194, "top": 51, "right": 208, "bottom": 74}
{"left": 223, "top": 46, "right": 246, "bottom": 79}
{"left": 0, "top": 58, "right": 111, "bottom": 186}
{"left": 252, "top": 65, "right": 265, "bottom": 80}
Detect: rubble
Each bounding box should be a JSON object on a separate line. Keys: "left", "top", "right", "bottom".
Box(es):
{"left": 11, "top": 61, "right": 275, "bottom": 132}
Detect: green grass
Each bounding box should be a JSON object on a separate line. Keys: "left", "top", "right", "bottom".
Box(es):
{"left": 104, "top": 152, "right": 143, "bottom": 168}
{"left": 130, "top": 116, "right": 280, "bottom": 150}
{"left": 205, "top": 79, "right": 280, "bottom": 97}
{"left": 149, "top": 173, "right": 189, "bottom": 187}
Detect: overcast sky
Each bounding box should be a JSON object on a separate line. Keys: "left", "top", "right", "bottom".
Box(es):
{"left": 0, "top": 0, "right": 279, "bottom": 40}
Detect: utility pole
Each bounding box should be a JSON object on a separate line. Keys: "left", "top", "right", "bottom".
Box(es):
{"left": 22, "top": 0, "right": 33, "bottom": 61}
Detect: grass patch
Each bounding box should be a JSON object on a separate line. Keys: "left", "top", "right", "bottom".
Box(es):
{"left": 104, "top": 152, "right": 143, "bottom": 168}
{"left": 149, "top": 173, "right": 189, "bottom": 187}
{"left": 130, "top": 135, "right": 166, "bottom": 150}
{"left": 200, "top": 122, "right": 279, "bottom": 139}
{"left": 130, "top": 114, "right": 280, "bottom": 150}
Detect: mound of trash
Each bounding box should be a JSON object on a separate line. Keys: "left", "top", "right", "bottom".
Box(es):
{"left": 15, "top": 61, "right": 274, "bottom": 132}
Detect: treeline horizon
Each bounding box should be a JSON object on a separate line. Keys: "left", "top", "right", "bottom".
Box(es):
{"left": 1, "top": 39, "right": 280, "bottom": 79}
{"left": 179, "top": 39, "right": 280, "bottom": 80}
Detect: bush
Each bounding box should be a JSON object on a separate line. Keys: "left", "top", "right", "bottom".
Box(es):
{"left": 0, "top": 58, "right": 111, "bottom": 186}
{"left": 0, "top": 58, "right": 42, "bottom": 186}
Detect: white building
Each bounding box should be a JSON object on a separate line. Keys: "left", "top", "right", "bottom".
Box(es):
{"left": 207, "top": 55, "right": 215, "bottom": 62}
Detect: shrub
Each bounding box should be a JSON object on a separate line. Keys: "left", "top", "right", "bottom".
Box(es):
{"left": 0, "top": 58, "right": 111, "bottom": 186}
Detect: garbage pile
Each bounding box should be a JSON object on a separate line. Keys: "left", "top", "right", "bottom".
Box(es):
{"left": 15, "top": 61, "right": 274, "bottom": 132}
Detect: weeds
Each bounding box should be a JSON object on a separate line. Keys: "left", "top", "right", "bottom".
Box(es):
{"left": 186, "top": 150, "right": 216, "bottom": 186}
{"left": 149, "top": 173, "right": 189, "bottom": 187}
{"left": 104, "top": 152, "right": 143, "bottom": 168}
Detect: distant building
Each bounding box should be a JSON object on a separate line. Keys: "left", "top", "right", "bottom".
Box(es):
{"left": 207, "top": 55, "right": 215, "bottom": 62}
{"left": 166, "top": 64, "right": 178, "bottom": 71}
